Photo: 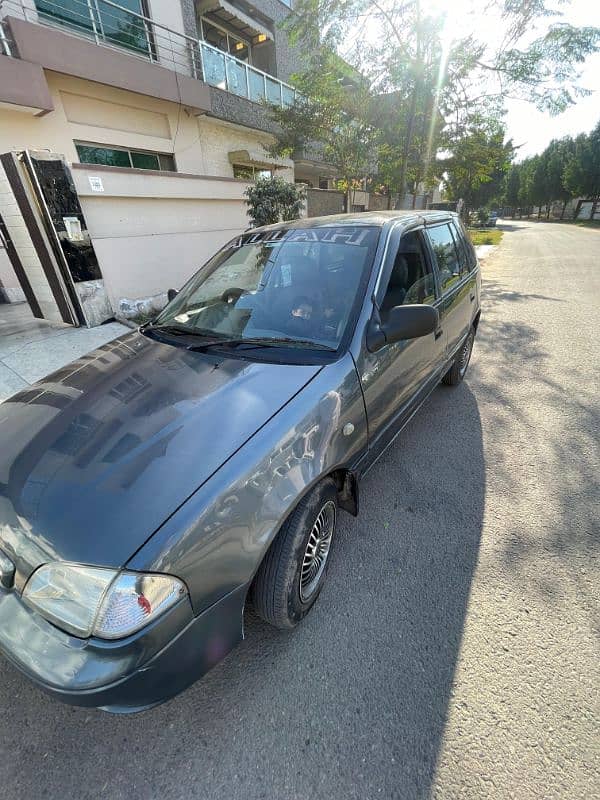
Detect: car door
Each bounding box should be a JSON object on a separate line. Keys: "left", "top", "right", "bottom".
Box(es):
{"left": 424, "top": 220, "right": 471, "bottom": 360}
{"left": 450, "top": 217, "right": 480, "bottom": 325}
{"left": 355, "top": 225, "right": 446, "bottom": 463}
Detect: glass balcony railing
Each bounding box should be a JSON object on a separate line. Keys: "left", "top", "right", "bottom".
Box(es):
{"left": 199, "top": 40, "right": 296, "bottom": 106}
{"left": 0, "top": 0, "right": 297, "bottom": 108}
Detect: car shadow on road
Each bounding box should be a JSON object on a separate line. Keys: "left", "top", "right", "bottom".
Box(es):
{"left": 0, "top": 383, "right": 486, "bottom": 800}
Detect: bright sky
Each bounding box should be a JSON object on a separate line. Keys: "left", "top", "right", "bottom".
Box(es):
{"left": 504, "top": 3, "right": 600, "bottom": 159}
{"left": 347, "top": 0, "right": 600, "bottom": 159}
{"left": 442, "top": 0, "right": 600, "bottom": 158}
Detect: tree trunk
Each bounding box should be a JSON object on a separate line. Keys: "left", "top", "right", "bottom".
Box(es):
{"left": 546, "top": 204, "right": 551, "bottom": 220}
{"left": 560, "top": 200, "right": 568, "bottom": 220}
{"left": 537, "top": 206, "right": 542, "bottom": 219}
{"left": 397, "top": 2, "right": 421, "bottom": 202}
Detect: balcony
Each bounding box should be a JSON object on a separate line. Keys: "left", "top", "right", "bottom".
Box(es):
{"left": 0, "top": 0, "right": 297, "bottom": 108}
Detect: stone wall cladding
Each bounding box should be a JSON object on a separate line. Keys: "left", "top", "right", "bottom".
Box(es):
{"left": 179, "top": 0, "right": 197, "bottom": 39}
{"left": 252, "top": 0, "right": 305, "bottom": 83}
{"left": 208, "top": 88, "right": 282, "bottom": 137}
{"left": 178, "top": 0, "right": 304, "bottom": 83}
{"left": 306, "top": 188, "right": 345, "bottom": 217}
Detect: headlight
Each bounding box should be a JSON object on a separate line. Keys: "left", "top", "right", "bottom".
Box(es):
{"left": 22, "top": 563, "right": 187, "bottom": 639}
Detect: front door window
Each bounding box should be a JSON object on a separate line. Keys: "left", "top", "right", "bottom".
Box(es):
{"left": 380, "top": 230, "right": 436, "bottom": 319}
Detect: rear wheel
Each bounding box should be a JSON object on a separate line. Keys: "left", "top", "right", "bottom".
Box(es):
{"left": 443, "top": 326, "right": 475, "bottom": 386}
{"left": 251, "top": 478, "right": 338, "bottom": 630}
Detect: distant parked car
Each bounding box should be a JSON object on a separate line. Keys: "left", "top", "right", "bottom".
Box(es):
{"left": 487, "top": 212, "right": 498, "bottom": 227}
{"left": 0, "top": 211, "right": 480, "bottom": 712}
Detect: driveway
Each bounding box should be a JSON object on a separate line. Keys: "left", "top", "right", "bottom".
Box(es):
{"left": 0, "top": 303, "right": 128, "bottom": 402}
{"left": 0, "top": 220, "right": 598, "bottom": 799}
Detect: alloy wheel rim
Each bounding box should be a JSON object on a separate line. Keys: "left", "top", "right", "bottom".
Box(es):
{"left": 299, "top": 500, "right": 336, "bottom": 602}
{"left": 459, "top": 333, "right": 474, "bottom": 377}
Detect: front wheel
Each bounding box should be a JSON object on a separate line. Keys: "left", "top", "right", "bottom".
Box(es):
{"left": 442, "top": 327, "right": 475, "bottom": 386}
{"left": 251, "top": 478, "right": 338, "bottom": 630}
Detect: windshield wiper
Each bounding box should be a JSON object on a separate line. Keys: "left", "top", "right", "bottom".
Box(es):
{"left": 143, "top": 325, "right": 336, "bottom": 352}
{"left": 144, "top": 324, "right": 190, "bottom": 337}
{"left": 187, "top": 336, "right": 336, "bottom": 352}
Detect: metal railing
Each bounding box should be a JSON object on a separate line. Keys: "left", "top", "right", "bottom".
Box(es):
{"left": 0, "top": 0, "right": 297, "bottom": 107}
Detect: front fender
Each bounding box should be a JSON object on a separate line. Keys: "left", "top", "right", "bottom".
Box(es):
{"left": 127, "top": 352, "right": 367, "bottom": 614}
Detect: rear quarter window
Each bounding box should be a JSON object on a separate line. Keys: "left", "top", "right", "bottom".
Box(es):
{"left": 451, "top": 220, "right": 477, "bottom": 272}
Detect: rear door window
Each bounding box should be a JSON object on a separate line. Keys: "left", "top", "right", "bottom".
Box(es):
{"left": 426, "top": 224, "right": 461, "bottom": 292}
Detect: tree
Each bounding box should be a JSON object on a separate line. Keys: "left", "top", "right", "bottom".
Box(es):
{"left": 284, "top": 0, "right": 599, "bottom": 202}
{"left": 531, "top": 155, "right": 550, "bottom": 218}
{"left": 244, "top": 177, "right": 305, "bottom": 227}
{"left": 268, "top": 49, "right": 377, "bottom": 210}
{"left": 545, "top": 137, "right": 576, "bottom": 218}
{"left": 563, "top": 122, "right": 600, "bottom": 216}
{"left": 517, "top": 158, "right": 537, "bottom": 217}
{"left": 504, "top": 165, "right": 520, "bottom": 216}
{"left": 441, "top": 117, "right": 514, "bottom": 214}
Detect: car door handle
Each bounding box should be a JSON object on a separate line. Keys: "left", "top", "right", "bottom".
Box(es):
{"left": 434, "top": 328, "right": 443, "bottom": 340}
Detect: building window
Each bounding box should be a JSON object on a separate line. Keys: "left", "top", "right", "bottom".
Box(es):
{"left": 233, "top": 164, "right": 273, "bottom": 180}
{"left": 76, "top": 143, "right": 176, "bottom": 172}
{"left": 35, "top": 0, "right": 154, "bottom": 57}
{"left": 200, "top": 17, "right": 252, "bottom": 64}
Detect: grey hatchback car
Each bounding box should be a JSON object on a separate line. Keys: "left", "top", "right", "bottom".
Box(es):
{"left": 0, "top": 211, "right": 480, "bottom": 712}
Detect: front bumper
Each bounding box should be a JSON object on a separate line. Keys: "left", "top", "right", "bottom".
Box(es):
{"left": 0, "top": 584, "right": 246, "bottom": 712}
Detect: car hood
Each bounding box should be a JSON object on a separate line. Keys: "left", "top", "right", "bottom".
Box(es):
{"left": 0, "top": 332, "right": 321, "bottom": 582}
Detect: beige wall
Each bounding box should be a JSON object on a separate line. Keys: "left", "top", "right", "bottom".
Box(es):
{"left": 0, "top": 71, "right": 294, "bottom": 314}
{"left": 0, "top": 73, "right": 292, "bottom": 180}
{"left": 72, "top": 166, "right": 251, "bottom": 307}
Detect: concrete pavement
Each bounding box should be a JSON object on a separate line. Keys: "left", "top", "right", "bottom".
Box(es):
{"left": 0, "top": 303, "right": 128, "bottom": 402}
{"left": 0, "top": 220, "right": 598, "bottom": 799}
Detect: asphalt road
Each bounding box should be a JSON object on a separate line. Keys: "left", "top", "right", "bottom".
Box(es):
{"left": 0, "top": 220, "right": 598, "bottom": 800}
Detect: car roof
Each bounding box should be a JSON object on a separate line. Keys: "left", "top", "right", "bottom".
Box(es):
{"left": 250, "top": 210, "right": 457, "bottom": 233}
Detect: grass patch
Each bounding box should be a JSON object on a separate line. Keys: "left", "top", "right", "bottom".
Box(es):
{"left": 468, "top": 228, "right": 504, "bottom": 246}
{"left": 573, "top": 219, "right": 600, "bottom": 228}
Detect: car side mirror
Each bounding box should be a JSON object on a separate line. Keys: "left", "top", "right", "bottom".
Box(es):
{"left": 367, "top": 304, "right": 439, "bottom": 352}
{"left": 167, "top": 288, "right": 178, "bottom": 302}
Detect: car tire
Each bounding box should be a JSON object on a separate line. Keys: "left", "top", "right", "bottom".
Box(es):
{"left": 442, "top": 326, "right": 475, "bottom": 386}
{"left": 251, "top": 478, "right": 338, "bottom": 630}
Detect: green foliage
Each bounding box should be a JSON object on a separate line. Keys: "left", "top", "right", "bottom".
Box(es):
{"left": 244, "top": 177, "right": 305, "bottom": 227}
{"left": 281, "top": 0, "right": 599, "bottom": 203}
{"left": 504, "top": 165, "right": 520, "bottom": 207}
{"left": 441, "top": 117, "right": 514, "bottom": 211}
{"left": 503, "top": 123, "right": 600, "bottom": 217}
{"left": 268, "top": 49, "right": 377, "bottom": 201}
{"left": 563, "top": 123, "right": 600, "bottom": 201}
{"left": 469, "top": 228, "right": 503, "bottom": 246}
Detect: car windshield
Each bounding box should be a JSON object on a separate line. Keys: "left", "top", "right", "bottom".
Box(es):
{"left": 153, "top": 225, "right": 380, "bottom": 352}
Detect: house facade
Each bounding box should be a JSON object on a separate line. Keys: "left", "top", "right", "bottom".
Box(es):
{"left": 0, "top": 0, "right": 338, "bottom": 325}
